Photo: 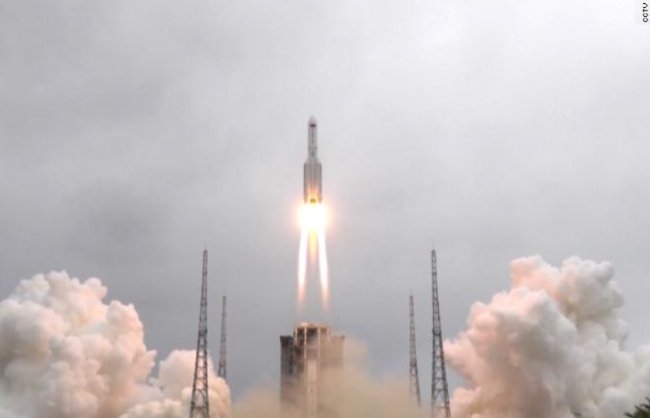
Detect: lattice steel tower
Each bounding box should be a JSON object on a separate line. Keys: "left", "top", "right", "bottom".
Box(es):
{"left": 409, "top": 294, "right": 422, "bottom": 406}
{"left": 218, "top": 295, "right": 227, "bottom": 380}
{"left": 190, "top": 249, "right": 210, "bottom": 418}
{"left": 431, "top": 249, "right": 451, "bottom": 418}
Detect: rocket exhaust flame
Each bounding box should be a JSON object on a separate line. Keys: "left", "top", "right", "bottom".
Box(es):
{"left": 317, "top": 226, "right": 329, "bottom": 309}
{"left": 297, "top": 202, "right": 329, "bottom": 311}
{"left": 297, "top": 227, "right": 308, "bottom": 309}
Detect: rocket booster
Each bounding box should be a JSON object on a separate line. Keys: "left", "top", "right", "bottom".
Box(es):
{"left": 303, "top": 117, "right": 322, "bottom": 204}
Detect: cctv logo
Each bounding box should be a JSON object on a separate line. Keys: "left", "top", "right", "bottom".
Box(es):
{"left": 636, "top": 0, "right": 649, "bottom": 23}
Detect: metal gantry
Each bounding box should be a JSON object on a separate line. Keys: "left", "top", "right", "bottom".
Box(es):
{"left": 190, "top": 250, "right": 210, "bottom": 418}
{"left": 218, "top": 295, "right": 227, "bottom": 380}
{"left": 431, "top": 249, "right": 451, "bottom": 418}
{"left": 409, "top": 294, "right": 422, "bottom": 406}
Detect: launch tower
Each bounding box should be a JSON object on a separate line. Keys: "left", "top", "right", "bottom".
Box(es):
{"left": 430, "top": 249, "right": 451, "bottom": 418}
{"left": 190, "top": 250, "right": 210, "bottom": 418}
{"left": 218, "top": 295, "right": 227, "bottom": 380}
{"left": 409, "top": 294, "right": 422, "bottom": 406}
{"left": 280, "top": 323, "right": 344, "bottom": 418}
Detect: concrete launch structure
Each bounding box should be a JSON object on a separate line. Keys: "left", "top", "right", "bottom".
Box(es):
{"left": 303, "top": 117, "right": 322, "bottom": 204}
{"left": 280, "top": 323, "right": 344, "bottom": 418}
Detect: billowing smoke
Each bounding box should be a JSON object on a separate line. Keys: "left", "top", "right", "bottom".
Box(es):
{"left": 233, "top": 338, "right": 428, "bottom": 418}
{"left": 0, "top": 272, "right": 230, "bottom": 418}
{"left": 446, "top": 256, "right": 650, "bottom": 418}
{"left": 5, "top": 258, "right": 648, "bottom": 418}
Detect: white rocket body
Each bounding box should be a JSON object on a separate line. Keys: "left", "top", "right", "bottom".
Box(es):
{"left": 303, "top": 117, "right": 322, "bottom": 204}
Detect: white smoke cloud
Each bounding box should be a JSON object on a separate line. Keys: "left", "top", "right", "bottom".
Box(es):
{"left": 446, "top": 256, "right": 650, "bottom": 418}
{"left": 0, "top": 272, "right": 230, "bottom": 418}
{"left": 121, "top": 350, "right": 230, "bottom": 418}
{"left": 5, "top": 257, "right": 649, "bottom": 418}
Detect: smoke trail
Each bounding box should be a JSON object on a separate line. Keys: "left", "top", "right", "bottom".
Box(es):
{"left": 445, "top": 256, "right": 650, "bottom": 418}
{"left": 0, "top": 272, "right": 230, "bottom": 418}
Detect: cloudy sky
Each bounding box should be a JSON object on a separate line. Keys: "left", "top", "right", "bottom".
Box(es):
{"left": 1, "top": 0, "right": 649, "bottom": 401}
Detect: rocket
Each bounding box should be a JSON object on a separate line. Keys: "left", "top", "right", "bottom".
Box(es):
{"left": 303, "top": 116, "right": 322, "bottom": 204}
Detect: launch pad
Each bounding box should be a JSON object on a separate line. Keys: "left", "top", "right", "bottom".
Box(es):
{"left": 280, "top": 323, "right": 344, "bottom": 418}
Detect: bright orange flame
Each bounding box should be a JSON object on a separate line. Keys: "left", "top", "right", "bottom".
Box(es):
{"left": 297, "top": 202, "right": 330, "bottom": 311}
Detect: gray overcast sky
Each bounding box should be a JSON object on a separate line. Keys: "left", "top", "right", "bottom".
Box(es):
{"left": 1, "top": 0, "right": 649, "bottom": 400}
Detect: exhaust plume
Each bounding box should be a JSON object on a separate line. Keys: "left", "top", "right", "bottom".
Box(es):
{"left": 297, "top": 202, "right": 329, "bottom": 311}
{"left": 446, "top": 256, "right": 650, "bottom": 418}
{"left": 0, "top": 272, "right": 230, "bottom": 418}
{"left": 233, "top": 338, "right": 427, "bottom": 418}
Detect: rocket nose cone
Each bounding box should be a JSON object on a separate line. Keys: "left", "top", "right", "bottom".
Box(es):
{"left": 308, "top": 116, "right": 317, "bottom": 127}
